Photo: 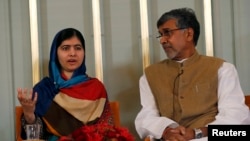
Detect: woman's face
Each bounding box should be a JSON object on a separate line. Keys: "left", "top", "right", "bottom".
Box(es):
{"left": 57, "top": 36, "right": 84, "bottom": 78}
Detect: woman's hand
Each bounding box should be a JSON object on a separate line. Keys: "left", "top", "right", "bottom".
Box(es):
{"left": 17, "top": 88, "right": 38, "bottom": 124}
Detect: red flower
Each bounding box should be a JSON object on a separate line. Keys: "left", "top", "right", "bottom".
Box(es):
{"left": 63, "top": 123, "right": 135, "bottom": 141}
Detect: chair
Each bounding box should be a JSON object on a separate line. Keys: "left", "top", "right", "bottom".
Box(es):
{"left": 15, "top": 106, "right": 23, "bottom": 141}
{"left": 144, "top": 136, "right": 151, "bottom": 141}
{"left": 15, "top": 101, "right": 120, "bottom": 141}
{"left": 143, "top": 95, "right": 250, "bottom": 141}
{"left": 109, "top": 101, "right": 121, "bottom": 127}
{"left": 245, "top": 95, "right": 250, "bottom": 109}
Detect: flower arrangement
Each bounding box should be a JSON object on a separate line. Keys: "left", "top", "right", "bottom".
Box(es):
{"left": 58, "top": 123, "right": 135, "bottom": 141}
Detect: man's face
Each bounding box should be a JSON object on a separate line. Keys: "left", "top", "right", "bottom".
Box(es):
{"left": 157, "top": 19, "right": 191, "bottom": 61}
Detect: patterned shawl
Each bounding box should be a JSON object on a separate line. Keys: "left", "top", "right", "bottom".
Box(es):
{"left": 32, "top": 28, "right": 109, "bottom": 136}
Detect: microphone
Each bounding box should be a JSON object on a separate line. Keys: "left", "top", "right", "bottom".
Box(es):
{"left": 173, "top": 65, "right": 184, "bottom": 95}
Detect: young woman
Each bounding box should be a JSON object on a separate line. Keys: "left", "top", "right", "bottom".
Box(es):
{"left": 17, "top": 28, "right": 113, "bottom": 140}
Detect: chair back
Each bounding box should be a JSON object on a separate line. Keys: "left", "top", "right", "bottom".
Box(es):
{"left": 15, "top": 106, "right": 23, "bottom": 141}
{"left": 109, "top": 101, "right": 121, "bottom": 127}
{"left": 245, "top": 95, "right": 250, "bottom": 109}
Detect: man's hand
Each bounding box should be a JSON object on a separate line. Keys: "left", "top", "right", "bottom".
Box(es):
{"left": 162, "top": 126, "right": 195, "bottom": 141}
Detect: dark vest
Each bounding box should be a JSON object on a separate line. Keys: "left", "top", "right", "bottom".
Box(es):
{"left": 145, "top": 51, "right": 224, "bottom": 128}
